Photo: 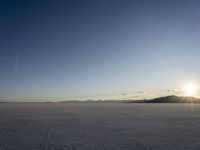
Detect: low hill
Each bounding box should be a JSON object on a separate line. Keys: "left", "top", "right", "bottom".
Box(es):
{"left": 144, "top": 95, "right": 200, "bottom": 103}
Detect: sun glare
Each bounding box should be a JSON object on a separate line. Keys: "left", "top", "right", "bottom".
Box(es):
{"left": 183, "top": 83, "right": 198, "bottom": 96}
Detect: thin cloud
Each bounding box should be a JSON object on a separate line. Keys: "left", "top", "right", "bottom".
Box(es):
{"left": 130, "top": 94, "right": 139, "bottom": 98}
{"left": 166, "top": 89, "right": 174, "bottom": 93}
{"left": 136, "top": 91, "right": 145, "bottom": 94}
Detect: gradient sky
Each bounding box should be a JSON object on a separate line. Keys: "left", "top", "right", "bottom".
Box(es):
{"left": 1, "top": 0, "right": 200, "bottom": 101}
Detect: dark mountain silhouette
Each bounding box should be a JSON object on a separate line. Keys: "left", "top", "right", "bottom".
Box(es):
{"left": 143, "top": 95, "right": 200, "bottom": 103}
{"left": 55, "top": 95, "right": 200, "bottom": 103}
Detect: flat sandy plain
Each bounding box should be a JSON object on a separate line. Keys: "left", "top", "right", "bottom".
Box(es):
{"left": 0, "top": 103, "right": 200, "bottom": 150}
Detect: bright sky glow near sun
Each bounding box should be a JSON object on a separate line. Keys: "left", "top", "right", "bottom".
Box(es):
{"left": 183, "top": 82, "right": 199, "bottom": 96}
{"left": 1, "top": 0, "right": 200, "bottom": 102}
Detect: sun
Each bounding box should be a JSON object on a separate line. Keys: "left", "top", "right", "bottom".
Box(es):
{"left": 183, "top": 83, "right": 198, "bottom": 96}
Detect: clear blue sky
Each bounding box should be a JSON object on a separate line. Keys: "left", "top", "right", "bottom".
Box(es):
{"left": 1, "top": 0, "right": 200, "bottom": 101}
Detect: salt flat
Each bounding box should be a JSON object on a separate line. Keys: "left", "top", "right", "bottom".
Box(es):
{"left": 0, "top": 103, "right": 200, "bottom": 150}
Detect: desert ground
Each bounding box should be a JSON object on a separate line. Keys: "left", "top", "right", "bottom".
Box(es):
{"left": 0, "top": 103, "right": 200, "bottom": 150}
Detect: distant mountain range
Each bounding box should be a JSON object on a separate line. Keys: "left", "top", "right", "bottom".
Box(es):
{"left": 134, "top": 95, "right": 200, "bottom": 103}
{"left": 58, "top": 95, "right": 200, "bottom": 103}
{"left": 1, "top": 95, "right": 199, "bottom": 103}
{"left": 59, "top": 99, "right": 133, "bottom": 103}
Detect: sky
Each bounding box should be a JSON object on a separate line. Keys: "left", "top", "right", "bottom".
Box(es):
{"left": 1, "top": 0, "right": 200, "bottom": 102}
